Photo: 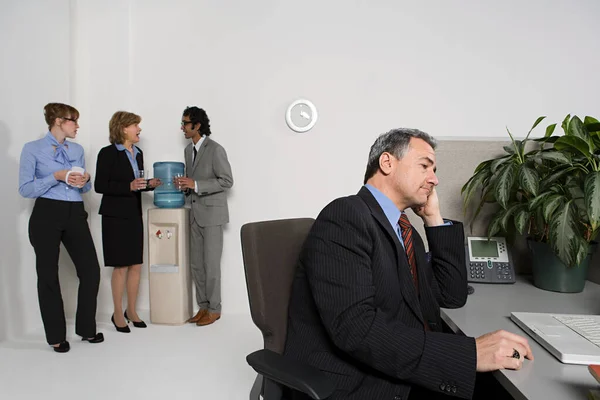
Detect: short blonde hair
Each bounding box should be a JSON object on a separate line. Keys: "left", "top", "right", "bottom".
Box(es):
{"left": 109, "top": 111, "right": 141, "bottom": 144}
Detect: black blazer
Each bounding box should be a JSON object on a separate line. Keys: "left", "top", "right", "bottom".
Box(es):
{"left": 284, "top": 187, "right": 477, "bottom": 400}
{"left": 95, "top": 144, "right": 152, "bottom": 219}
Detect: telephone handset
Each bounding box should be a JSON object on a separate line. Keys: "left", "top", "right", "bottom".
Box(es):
{"left": 465, "top": 236, "right": 516, "bottom": 284}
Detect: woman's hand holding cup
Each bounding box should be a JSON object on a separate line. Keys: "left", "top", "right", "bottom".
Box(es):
{"left": 66, "top": 166, "right": 86, "bottom": 188}
{"left": 148, "top": 178, "right": 162, "bottom": 188}
{"left": 130, "top": 177, "right": 147, "bottom": 191}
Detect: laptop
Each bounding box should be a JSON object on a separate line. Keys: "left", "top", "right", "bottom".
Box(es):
{"left": 510, "top": 312, "right": 600, "bottom": 364}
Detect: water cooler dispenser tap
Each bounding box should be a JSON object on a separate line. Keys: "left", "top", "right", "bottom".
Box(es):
{"left": 155, "top": 230, "right": 163, "bottom": 239}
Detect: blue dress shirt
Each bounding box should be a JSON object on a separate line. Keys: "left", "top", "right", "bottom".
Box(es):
{"left": 19, "top": 132, "right": 91, "bottom": 201}
{"left": 115, "top": 143, "right": 141, "bottom": 177}
{"left": 365, "top": 184, "right": 451, "bottom": 249}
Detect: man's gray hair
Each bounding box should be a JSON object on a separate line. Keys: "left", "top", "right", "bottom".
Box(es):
{"left": 363, "top": 128, "right": 437, "bottom": 184}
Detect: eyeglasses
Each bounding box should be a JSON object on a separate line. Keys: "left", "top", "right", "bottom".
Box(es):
{"left": 181, "top": 120, "right": 193, "bottom": 127}
{"left": 62, "top": 117, "right": 78, "bottom": 123}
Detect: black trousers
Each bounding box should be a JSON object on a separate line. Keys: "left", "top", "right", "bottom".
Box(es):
{"left": 28, "top": 198, "right": 100, "bottom": 344}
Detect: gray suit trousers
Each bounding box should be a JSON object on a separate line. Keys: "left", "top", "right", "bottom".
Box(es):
{"left": 190, "top": 222, "right": 223, "bottom": 313}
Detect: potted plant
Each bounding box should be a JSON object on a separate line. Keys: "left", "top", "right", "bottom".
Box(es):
{"left": 462, "top": 114, "right": 600, "bottom": 292}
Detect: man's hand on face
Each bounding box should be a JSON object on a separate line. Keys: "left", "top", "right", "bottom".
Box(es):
{"left": 411, "top": 187, "right": 444, "bottom": 226}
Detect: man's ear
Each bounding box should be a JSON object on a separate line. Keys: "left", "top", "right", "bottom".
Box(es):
{"left": 379, "top": 152, "right": 394, "bottom": 176}
{"left": 194, "top": 123, "right": 201, "bottom": 132}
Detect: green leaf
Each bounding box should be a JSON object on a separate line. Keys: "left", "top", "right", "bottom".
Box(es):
{"left": 524, "top": 148, "right": 540, "bottom": 157}
{"left": 529, "top": 192, "right": 553, "bottom": 211}
{"left": 561, "top": 114, "right": 571, "bottom": 134}
{"left": 584, "top": 171, "right": 600, "bottom": 231}
{"left": 542, "top": 167, "right": 577, "bottom": 189}
{"left": 532, "top": 116, "right": 547, "bottom": 129}
{"left": 503, "top": 145, "right": 515, "bottom": 155}
{"left": 543, "top": 194, "right": 564, "bottom": 221}
{"left": 565, "top": 176, "right": 585, "bottom": 204}
{"left": 461, "top": 169, "right": 491, "bottom": 213}
{"left": 518, "top": 165, "right": 539, "bottom": 196}
{"left": 500, "top": 204, "right": 522, "bottom": 231}
{"left": 494, "top": 163, "right": 516, "bottom": 209}
{"left": 532, "top": 136, "right": 560, "bottom": 144}
{"left": 548, "top": 200, "right": 586, "bottom": 267}
{"left": 526, "top": 116, "right": 546, "bottom": 139}
{"left": 461, "top": 174, "right": 475, "bottom": 194}
{"left": 538, "top": 150, "right": 570, "bottom": 164}
{"left": 518, "top": 140, "right": 526, "bottom": 157}
{"left": 547, "top": 183, "right": 564, "bottom": 194}
{"left": 506, "top": 127, "right": 525, "bottom": 161}
{"left": 545, "top": 123, "right": 557, "bottom": 138}
{"left": 567, "top": 116, "right": 593, "bottom": 152}
{"left": 487, "top": 212, "right": 504, "bottom": 237}
{"left": 584, "top": 116, "right": 600, "bottom": 134}
{"left": 490, "top": 156, "right": 511, "bottom": 173}
{"left": 514, "top": 208, "right": 531, "bottom": 234}
{"left": 554, "top": 136, "right": 592, "bottom": 158}
{"left": 587, "top": 123, "right": 600, "bottom": 133}
{"left": 467, "top": 186, "right": 496, "bottom": 232}
{"left": 473, "top": 159, "right": 492, "bottom": 175}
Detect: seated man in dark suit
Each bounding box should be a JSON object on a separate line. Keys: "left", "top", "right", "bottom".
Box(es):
{"left": 284, "top": 128, "right": 533, "bottom": 399}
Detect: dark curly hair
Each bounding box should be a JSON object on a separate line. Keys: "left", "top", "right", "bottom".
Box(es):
{"left": 183, "top": 106, "right": 211, "bottom": 137}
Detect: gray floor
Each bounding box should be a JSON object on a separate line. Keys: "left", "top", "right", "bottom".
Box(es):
{"left": 0, "top": 312, "right": 262, "bottom": 400}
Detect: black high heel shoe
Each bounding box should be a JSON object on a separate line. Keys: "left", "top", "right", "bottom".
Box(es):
{"left": 111, "top": 314, "right": 131, "bottom": 333}
{"left": 51, "top": 341, "right": 70, "bottom": 353}
{"left": 124, "top": 310, "right": 147, "bottom": 328}
{"left": 81, "top": 333, "right": 104, "bottom": 343}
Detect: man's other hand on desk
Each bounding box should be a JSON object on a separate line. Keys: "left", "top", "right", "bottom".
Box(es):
{"left": 475, "top": 330, "right": 534, "bottom": 372}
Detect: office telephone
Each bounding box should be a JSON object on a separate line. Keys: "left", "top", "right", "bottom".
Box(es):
{"left": 465, "top": 236, "right": 516, "bottom": 284}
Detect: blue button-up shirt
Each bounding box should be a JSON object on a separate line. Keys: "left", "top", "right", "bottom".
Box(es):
{"left": 365, "top": 184, "right": 451, "bottom": 249}
{"left": 365, "top": 184, "right": 406, "bottom": 246}
{"left": 115, "top": 143, "right": 141, "bottom": 177}
{"left": 19, "top": 132, "right": 91, "bottom": 201}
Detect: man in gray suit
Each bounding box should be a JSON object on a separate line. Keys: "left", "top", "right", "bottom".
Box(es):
{"left": 176, "top": 106, "right": 233, "bottom": 326}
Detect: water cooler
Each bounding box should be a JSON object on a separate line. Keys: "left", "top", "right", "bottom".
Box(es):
{"left": 147, "top": 162, "right": 191, "bottom": 324}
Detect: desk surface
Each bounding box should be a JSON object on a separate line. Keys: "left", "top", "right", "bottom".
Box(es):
{"left": 441, "top": 276, "right": 600, "bottom": 400}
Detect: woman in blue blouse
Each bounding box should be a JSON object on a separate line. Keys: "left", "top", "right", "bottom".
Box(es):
{"left": 95, "top": 111, "right": 161, "bottom": 333}
{"left": 19, "top": 103, "right": 103, "bottom": 353}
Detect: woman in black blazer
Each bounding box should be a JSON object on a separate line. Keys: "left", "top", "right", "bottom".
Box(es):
{"left": 94, "top": 111, "right": 161, "bottom": 333}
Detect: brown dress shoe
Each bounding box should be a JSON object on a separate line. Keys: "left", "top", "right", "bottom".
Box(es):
{"left": 196, "top": 312, "right": 221, "bottom": 326}
{"left": 187, "top": 309, "right": 208, "bottom": 323}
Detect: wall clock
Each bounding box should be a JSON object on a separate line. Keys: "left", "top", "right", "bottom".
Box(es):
{"left": 285, "top": 99, "right": 318, "bottom": 133}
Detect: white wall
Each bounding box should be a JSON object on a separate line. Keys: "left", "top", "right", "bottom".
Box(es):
{"left": 0, "top": 0, "right": 75, "bottom": 341}
{"left": 2, "top": 0, "right": 600, "bottom": 341}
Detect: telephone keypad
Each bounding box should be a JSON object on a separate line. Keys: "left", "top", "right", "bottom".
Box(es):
{"left": 468, "top": 261, "right": 514, "bottom": 283}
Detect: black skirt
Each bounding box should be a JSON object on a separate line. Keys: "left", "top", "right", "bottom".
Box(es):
{"left": 101, "top": 215, "right": 143, "bottom": 267}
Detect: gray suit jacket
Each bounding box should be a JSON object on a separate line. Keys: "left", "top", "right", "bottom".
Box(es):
{"left": 185, "top": 136, "right": 233, "bottom": 227}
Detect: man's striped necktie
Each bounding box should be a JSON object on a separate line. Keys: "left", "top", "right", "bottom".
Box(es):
{"left": 399, "top": 213, "right": 418, "bottom": 288}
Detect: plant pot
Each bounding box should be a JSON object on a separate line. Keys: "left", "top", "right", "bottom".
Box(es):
{"left": 527, "top": 238, "right": 597, "bottom": 293}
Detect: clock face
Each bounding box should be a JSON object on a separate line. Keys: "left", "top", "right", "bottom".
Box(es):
{"left": 286, "top": 99, "right": 318, "bottom": 133}
{"left": 290, "top": 104, "right": 313, "bottom": 128}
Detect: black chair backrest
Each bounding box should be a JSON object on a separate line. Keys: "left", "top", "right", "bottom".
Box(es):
{"left": 241, "top": 218, "right": 315, "bottom": 354}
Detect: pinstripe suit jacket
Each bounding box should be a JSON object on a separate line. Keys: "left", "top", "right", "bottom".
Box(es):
{"left": 284, "top": 187, "right": 477, "bottom": 400}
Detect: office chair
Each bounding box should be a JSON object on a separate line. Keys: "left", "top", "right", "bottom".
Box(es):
{"left": 241, "top": 218, "right": 335, "bottom": 400}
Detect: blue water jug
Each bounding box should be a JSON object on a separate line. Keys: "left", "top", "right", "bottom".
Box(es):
{"left": 153, "top": 162, "right": 185, "bottom": 208}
